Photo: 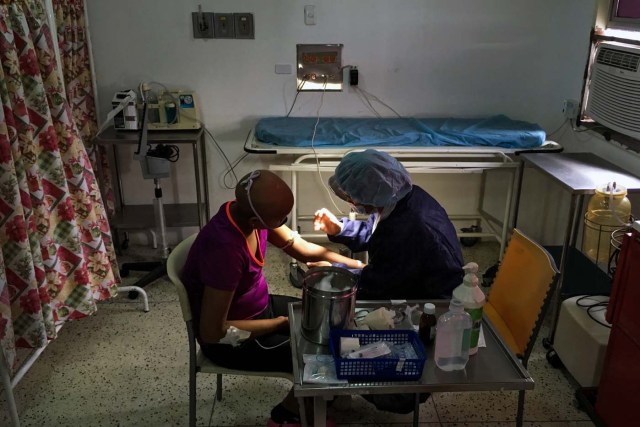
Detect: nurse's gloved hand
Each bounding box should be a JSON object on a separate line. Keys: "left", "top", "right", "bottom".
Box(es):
{"left": 313, "top": 208, "right": 342, "bottom": 236}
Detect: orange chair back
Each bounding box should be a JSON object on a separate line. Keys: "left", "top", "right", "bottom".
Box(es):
{"left": 484, "top": 229, "right": 559, "bottom": 362}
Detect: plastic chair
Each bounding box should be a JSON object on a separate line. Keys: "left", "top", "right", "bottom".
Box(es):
{"left": 483, "top": 228, "right": 560, "bottom": 427}
{"left": 166, "top": 234, "right": 294, "bottom": 427}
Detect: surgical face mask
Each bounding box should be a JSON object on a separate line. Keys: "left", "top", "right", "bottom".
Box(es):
{"left": 241, "top": 171, "right": 288, "bottom": 229}
{"left": 350, "top": 203, "right": 370, "bottom": 215}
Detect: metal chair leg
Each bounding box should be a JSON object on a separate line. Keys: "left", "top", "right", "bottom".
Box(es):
{"left": 206, "top": 396, "right": 216, "bottom": 427}
{"left": 189, "top": 364, "right": 196, "bottom": 427}
{"left": 216, "top": 374, "right": 223, "bottom": 401}
{"left": 516, "top": 390, "right": 525, "bottom": 427}
{"left": 298, "top": 397, "right": 308, "bottom": 427}
{"left": 413, "top": 393, "right": 420, "bottom": 426}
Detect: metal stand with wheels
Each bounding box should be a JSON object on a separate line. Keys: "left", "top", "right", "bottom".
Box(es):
{"left": 117, "top": 103, "right": 173, "bottom": 307}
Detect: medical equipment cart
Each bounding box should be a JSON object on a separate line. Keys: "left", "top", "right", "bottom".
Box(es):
{"left": 92, "top": 126, "right": 210, "bottom": 247}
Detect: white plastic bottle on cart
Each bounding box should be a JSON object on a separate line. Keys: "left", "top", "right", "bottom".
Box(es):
{"left": 434, "top": 298, "right": 473, "bottom": 371}
{"left": 452, "top": 262, "right": 486, "bottom": 355}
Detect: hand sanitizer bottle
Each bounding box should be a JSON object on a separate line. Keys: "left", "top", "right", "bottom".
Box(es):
{"left": 452, "top": 262, "right": 486, "bottom": 355}
{"left": 434, "top": 299, "right": 473, "bottom": 371}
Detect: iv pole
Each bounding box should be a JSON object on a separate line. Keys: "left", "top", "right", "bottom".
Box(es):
{"left": 118, "top": 101, "right": 170, "bottom": 305}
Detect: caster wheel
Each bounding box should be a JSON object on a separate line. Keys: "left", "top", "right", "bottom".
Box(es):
{"left": 546, "top": 349, "right": 563, "bottom": 368}
{"left": 460, "top": 225, "right": 481, "bottom": 247}
{"left": 542, "top": 337, "right": 552, "bottom": 349}
{"left": 121, "top": 232, "right": 130, "bottom": 251}
{"left": 128, "top": 290, "right": 139, "bottom": 300}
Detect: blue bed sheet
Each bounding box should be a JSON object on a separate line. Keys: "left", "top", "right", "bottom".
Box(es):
{"left": 255, "top": 115, "right": 546, "bottom": 149}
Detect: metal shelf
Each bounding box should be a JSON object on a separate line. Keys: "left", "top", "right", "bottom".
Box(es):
{"left": 111, "top": 203, "right": 206, "bottom": 229}
{"left": 544, "top": 246, "right": 612, "bottom": 297}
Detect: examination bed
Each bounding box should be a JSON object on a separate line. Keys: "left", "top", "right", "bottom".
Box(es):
{"left": 244, "top": 116, "right": 562, "bottom": 257}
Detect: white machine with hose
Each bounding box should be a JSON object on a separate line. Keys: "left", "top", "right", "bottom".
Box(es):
{"left": 554, "top": 295, "right": 611, "bottom": 387}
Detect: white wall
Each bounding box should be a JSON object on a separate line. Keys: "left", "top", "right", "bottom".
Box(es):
{"left": 86, "top": 0, "right": 608, "bottom": 245}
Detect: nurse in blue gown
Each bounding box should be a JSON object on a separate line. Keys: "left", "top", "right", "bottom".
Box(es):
{"left": 313, "top": 149, "right": 464, "bottom": 300}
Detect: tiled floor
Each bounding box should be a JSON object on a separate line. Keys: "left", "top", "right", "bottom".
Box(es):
{"left": 0, "top": 241, "right": 595, "bottom": 426}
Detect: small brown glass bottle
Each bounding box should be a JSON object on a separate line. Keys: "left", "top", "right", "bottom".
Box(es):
{"left": 419, "top": 303, "right": 437, "bottom": 346}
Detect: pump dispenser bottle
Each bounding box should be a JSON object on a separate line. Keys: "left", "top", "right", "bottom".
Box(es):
{"left": 451, "top": 262, "right": 486, "bottom": 355}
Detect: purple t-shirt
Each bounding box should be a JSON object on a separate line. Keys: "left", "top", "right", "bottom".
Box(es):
{"left": 181, "top": 201, "right": 269, "bottom": 338}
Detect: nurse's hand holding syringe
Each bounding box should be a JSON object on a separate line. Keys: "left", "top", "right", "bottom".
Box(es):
{"left": 313, "top": 208, "right": 343, "bottom": 236}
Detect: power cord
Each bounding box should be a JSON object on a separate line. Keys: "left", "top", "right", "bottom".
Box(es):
{"left": 575, "top": 295, "right": 611, "bottom": 328}
{"left": 608, "top": 247, "right": 620, "bottom": 277}
{"left": 308, "top": 76, "right": 347, "bottom": 215}
{"left": 607, "top": 216, "right": 635, "bottom": 276}
{"left": 202, "top": 126, "right": 244, "bottom": 189}
{"left": 223, "top": 150, "right": 249, "bottom": 189}
{"left": 146, "top": 144, "right": 180, "bottom": 162}
{"left": 254, "top": 337, "right": 291, "bottom": 350}
{"left": 547, "top": 118, "right": 569, "bottom": 139}
{"left": 355, "top": 87, "right": 382, "bottom": 117}
{"left": 355, "top": 87, "right": 403, "bottom": 118}
{"left": 286, "top": 77, "right": 308, "bottom": 117}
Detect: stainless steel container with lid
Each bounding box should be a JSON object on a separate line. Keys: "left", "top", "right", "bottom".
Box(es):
{"left": 301, "top": 267, "right": 358, "bottom": 345}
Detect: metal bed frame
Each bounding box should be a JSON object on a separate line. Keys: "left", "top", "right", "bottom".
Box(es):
{"left": 245, "top": 130, "right": 562, "bottom": 258}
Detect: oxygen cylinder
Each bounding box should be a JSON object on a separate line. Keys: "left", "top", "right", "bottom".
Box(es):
{"left": 582, "top": 182, "right": 631, "bottom": 265}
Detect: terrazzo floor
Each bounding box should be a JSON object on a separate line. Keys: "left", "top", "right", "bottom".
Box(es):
{"left": 0, "top": 240, "right": 596, "bottom": 427}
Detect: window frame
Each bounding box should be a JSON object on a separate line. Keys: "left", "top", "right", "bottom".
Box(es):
{"left": 609, "top": 0, "right": 640, "bottom": 30}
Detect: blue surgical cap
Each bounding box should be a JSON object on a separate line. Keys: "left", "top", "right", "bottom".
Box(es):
{"left": 329, "top": 149, "right": 412, "bottom": 207}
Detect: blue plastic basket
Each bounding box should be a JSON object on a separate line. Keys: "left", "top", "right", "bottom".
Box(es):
{"left": 329, "top": 329, "right": 427, "bottom": 381}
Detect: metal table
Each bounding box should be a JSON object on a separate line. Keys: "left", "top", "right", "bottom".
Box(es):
{"left": 288, "top": 300, "right": 534, "bottom": 427}
{"left": 514, "top": 153, "right": 640, "bottom": 349}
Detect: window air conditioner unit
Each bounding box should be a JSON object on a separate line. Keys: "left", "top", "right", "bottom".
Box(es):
{"left": 585, "top": 41, "right": 640, "bottom": 139}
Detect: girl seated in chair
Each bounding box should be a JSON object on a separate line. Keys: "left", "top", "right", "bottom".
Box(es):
{"left": 181, "top": 170, "right": 359, "bottom": 426}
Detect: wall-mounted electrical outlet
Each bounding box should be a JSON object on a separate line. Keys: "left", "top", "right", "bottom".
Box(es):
{"left": 234, "top": 13, "right": 254, "bottom": 39}
{"left": 192, "top": 12, "right": 214, "bottom": 39}
{"left": 563, "top": 99, "right": 579, "bottom": 119}
{"left": 214, "top": 13, "right": 235, "bottom": 38}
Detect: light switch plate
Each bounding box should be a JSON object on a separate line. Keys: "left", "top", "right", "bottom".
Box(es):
{"left": 304, "top": 5, "right": 316, "bottom": 25}
{"left": 214, "top": 13, "right": 235, "bottom": 38}
{"left": 192, "top": 12, "right": 214, "bottom": 39}
{"left": 234, "top": 13, "right": 254, "bottom": 39}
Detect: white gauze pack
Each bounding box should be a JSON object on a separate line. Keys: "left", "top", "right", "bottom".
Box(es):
{"left": 218, "top": 326, "right": 251, "bottom": 347}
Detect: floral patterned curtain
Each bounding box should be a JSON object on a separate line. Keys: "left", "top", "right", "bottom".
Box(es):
{"left": 52, "top": 0, "right": 115, "bottom": 217}
{"left": 0, "top": 0, "right": 119, "bottom": 373}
